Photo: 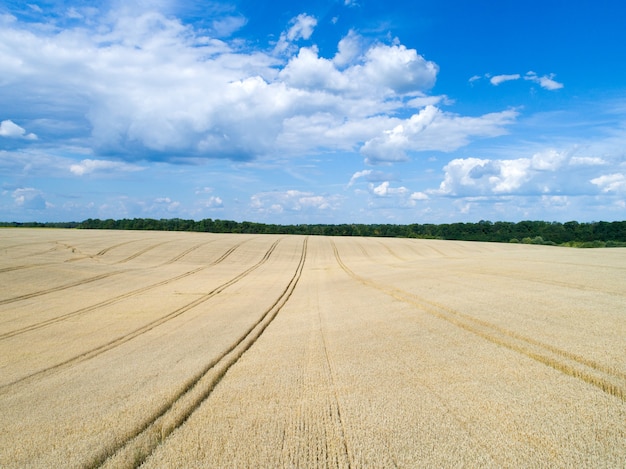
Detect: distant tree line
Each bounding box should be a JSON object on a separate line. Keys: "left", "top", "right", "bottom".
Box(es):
{"left": 0, "top": 221, "right": 81, "bottom": 229}
{"left": 4, "top": 218, "right": 624, "bottom": 247}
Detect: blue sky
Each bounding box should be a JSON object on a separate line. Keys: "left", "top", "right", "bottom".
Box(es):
{"left": 1, "top": 0, "right": 625, "bottom": 224}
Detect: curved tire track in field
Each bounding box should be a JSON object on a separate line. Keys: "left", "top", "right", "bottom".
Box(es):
{"left": 459, "top": 268, "right": 626, "bottom": 298}
{"left": 114, "top": 241, "right": 171, "bottom": 264}
{"left": 96, "top": 240, "right": 137, "bottom": 257}
{"left": 331, "top": 240, "right": 625, "bottom": 401}
{"left": 91, "top": 237, "right": 308, "bottom": 469}
{"left": 375, "top": 240, "right": 405, "bottom": 262}
{"left": 161, "top": 240, "right": 215, "bottom": 265}
{"left": 0, "top": 239, "right": 280, "bottom": 391}
{"left": 348, "top": 247, "right": 626, "bottom": 381}
{"left": 0, "top": 241, "right": 247, "bottom": 341}
{"left": 317, "top": 308, "right": 353, "bottom": 469}
{"left": 0, "top": 271, "right": 126, "bottom": 306}
{"left": 1, "top": 242, "right": 65, "bottom": 259}
{"left": 0, "top": 263, "right": 50, "bottom": 273}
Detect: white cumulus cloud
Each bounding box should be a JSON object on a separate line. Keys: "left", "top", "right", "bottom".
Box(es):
{"left": 251, "top": 190, "right": 339, "bottom": 214}
{"left": 0, "top": 120, "right": 37, "bottom": 140}
{"left": 360, "top": 106, "right": 518, "bottom": 164}
{"left": 410, "top": 191, "right": 429, "bottom": 201}
{"left": 274, "top": 13, "right": 317, "bottom": 54}
{"left": 202, "top": 196, "right": 224, "bottom": 208}
{"left": 525, "top": 71, "right": 564, "bottom": 90}
{"left": 0, "top": 7, "right": 521, "bottom": 169}
{"left": 370, "top": 181, "right": 409, "bottom": 197}
{"left": 490, "top": 74, "right": 520, "bottom": 86}
{"left": 12, "top": 187, "right": 48, "bottom": 210}
{"left": 333, "top": 30, "right": 362, "bottom": 67}
{"left": 361, "top": 43, "right": 438, "bottom": 94}
{"left": 591, "top": 173, "right": 626, "bottom": 193}
{"left": 434, "top": 148, "right": 608, "bottom": 197}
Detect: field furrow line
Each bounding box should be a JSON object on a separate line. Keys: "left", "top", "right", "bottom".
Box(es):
{"left": 376, "top": 240, "right": 405, "bottom": 262}
{"left": 161, "top": 240, "right": 214, "bottom": 264}
{"left": 355, "top": 241, "right": 370, "bottom": 259}
{"left": 0, "top": 271, "right": 126, "bottom": 306}
{"left": 347, "top": 252, "right": 625, "bottom": 377}
{"left": 0, "top": 241, "right": 61, "bottom": 258}
{"left": 0, "top": 263, "right": 50, "bottom": 273}
{"left": 0, "top": 240, "right": 278, "bottom": 392}
{"left": 331, "top": 240, "right": 626, "bottom": 401}
{"left": 114, "top": 241, "right": 171, "bottom": 264}
{"left": 96, "top": 240, "right": 137, "bottom": 257}
{"left": 318, "top": 309, "right": 353, "bottom": 469}
{"left": 0, "top": 240, "right": 248, "bottom": 340}
{"left": 90, "top": 237, "right": 308, "bottom": 469}
{"left": 469, "top": 269, "right": 626, "bottom": 298}
{"left": 0, "top": 241, "right": 48, "bottom": 250}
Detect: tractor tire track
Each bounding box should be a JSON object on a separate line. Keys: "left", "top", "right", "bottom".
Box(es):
{"left": 114, "top": 241, "right": 171, "bottom": 264}
{"left": 0, "top": 241, "right": 247, "bottom": 341}
{"left": 318, "top": 309, "right": 353, "bottom": 469}
{"left": 96, "top": 240, "right": 137, "bottom": 257}
{"left": 91, "top": 237, "right": 308, "bottom": 469}
{"left": 462, "top": 268, "right": 626, "bottom": 298}
{"left": 375, "top": 240, "right": 405, "bottom": 262}
{"left": 341, "top": 251, "right": 626, "bottom": 380}
{"left": 0, "top": 242, "right": 65, "bottom": 259}
{"left": 0, "top": 271, "right": 126, "bottom": 306}
{"left": 0, "top": 263, "right": 50, "bottom": 273}
{"left": 330, "top": 240, "right": 625, "bottom": 401}
{"left": 161, "top": 240, "right": 215, "bottom": 265}
{"left": 0, "top": 239, "right": 279, "bottom": 391}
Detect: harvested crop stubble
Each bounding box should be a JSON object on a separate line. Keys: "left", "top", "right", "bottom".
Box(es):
{"left": 0, "top": 228, "right": 624, "bottom": 468}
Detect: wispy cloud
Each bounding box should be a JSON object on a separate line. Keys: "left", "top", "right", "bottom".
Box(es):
{"left": 524, "top": 71, "right": 564, "bottom": 90}
{"left": 251, "top": 190, "right": 340, "bottom": 215}
{"left": 472, "top": 71, "right": 564, "bottom": 90}
{"left": 274, "top": 13, "right": 318, "bottom": 54}
{"left": 69, "top": 159, "right": 144, "bottom": 176}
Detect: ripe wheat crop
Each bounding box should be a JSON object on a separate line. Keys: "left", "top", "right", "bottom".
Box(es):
{"left": 0, "top": 228, "right": 624, "bottom": 467}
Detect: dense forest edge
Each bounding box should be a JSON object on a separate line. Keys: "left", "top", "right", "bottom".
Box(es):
{"left": 2, "top": 218, "right": 626, "bottom": 247}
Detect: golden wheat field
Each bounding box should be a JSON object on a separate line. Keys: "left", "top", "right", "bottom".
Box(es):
{"left": 0, "top": 228, "right": 625, "bottom": 468}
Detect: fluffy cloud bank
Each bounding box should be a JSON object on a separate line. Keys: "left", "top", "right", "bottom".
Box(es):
{"left": 251, "top": 190, "right": 340, "bottom": 215}
{"left": 0, "top": 6, "right": 515, "bottom": 165}
{"left": 435, "top": 149, "right": 605, "bottom": 197}
{"left": 360, "top": 105, "right": 517, "bottom": 164}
